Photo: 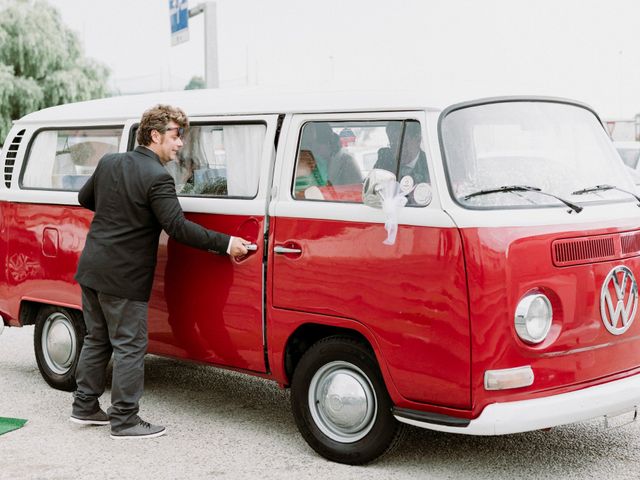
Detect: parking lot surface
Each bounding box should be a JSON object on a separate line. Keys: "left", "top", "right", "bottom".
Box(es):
{"left": 2, "top": 325, "right": 640, "bottom": 480}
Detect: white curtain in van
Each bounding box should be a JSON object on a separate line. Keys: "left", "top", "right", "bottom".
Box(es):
{"left": 224, "top": 125, "right": 265, "bottom": 197}
{"left": 23, "top": 131, "right": 58, "bottom": 188}
{"left": 193, "top": 130, "right": 214, "bottom": 170}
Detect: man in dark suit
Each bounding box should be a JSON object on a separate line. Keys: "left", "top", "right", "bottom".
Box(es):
{"left": 70, "top": 104, "right": 249, "bottom": 439}
{"left": 374, "top": 121, "right": 430, "bottom": 189}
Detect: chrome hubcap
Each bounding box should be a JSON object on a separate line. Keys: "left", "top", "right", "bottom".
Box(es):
{"left": 308, "top": 361, "right": 377, "bottom": 443}
{"left": 42, "top": 312, "right": 76, "bottom": 375}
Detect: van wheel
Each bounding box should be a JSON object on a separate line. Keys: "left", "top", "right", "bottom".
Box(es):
{"left": 290, "top": 336, "right": 405, "bottom": 465}
{"left": 34, "top": 306, "right": 85, "bottom": 391}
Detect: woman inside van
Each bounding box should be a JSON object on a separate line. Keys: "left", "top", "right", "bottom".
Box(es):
{"left": 294, "top": 122, "right": 362, "bottom": 196}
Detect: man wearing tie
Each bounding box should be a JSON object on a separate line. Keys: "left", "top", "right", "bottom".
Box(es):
{"left": 374, "top": 120, "right": 430, "bottom": 188}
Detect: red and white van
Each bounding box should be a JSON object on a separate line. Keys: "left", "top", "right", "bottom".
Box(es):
{"left": 1, "top": 91, "right": 640, "bottom": 464}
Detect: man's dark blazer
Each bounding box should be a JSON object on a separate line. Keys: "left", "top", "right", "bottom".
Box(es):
{"left": 75, "top": 146, "right": 230, "bottom": 302}
{"left": 374, "top": 147, "right": 430, "bottom": 184}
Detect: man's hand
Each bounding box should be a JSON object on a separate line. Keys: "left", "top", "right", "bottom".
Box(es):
{"left": 229, "top": 237, "right": 250, "bottom": 258}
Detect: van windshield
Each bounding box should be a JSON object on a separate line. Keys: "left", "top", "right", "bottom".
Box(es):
{"left": 441, "top": 101, "right": 638, "bottom": 209}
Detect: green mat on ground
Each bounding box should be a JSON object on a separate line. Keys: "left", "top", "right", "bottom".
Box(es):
{"left": 0, "top": 417, "right": 27, "bottom": 436}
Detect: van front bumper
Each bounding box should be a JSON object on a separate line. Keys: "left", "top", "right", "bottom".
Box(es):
{"left": 394, "top": 372, "right": 640, "bottom": 435}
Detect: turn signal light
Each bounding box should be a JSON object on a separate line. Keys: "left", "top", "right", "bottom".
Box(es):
{"left": 484, "top": 366, "right": 534, "bottom": 390}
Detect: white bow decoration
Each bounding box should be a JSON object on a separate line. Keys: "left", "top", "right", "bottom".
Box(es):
{"left": 379, "top": 180, "right": 408, "bottom": 245}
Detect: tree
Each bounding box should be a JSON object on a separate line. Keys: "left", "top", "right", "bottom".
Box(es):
{"left": 185, "top": 76, "right": 206, "bottom": 90}
{"left": 0, "top": 0, "right": 110, "bottom": 141}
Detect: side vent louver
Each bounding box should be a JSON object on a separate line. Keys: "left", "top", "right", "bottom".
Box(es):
{"left": 4, "top": 129, "right": 25, "bottom": 188}
{"left": 552, "top": 236, "right": 616, "bottom": 266}
{"left": 621, "top": 231, "right": 640, "bottom": 256}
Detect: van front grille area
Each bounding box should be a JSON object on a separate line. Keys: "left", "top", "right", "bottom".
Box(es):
{"left": 553, "top": 231, "right": 640, "bottom": 267}
{"left": 4, "top": 129, "right": 25, "bottom": 188}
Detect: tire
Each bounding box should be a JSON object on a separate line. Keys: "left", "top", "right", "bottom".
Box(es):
{"left": 34, "top": 306, "right": 86, "bottom": 391}
{"left": 290, "top": 336, "right": 405, "bottom": 465}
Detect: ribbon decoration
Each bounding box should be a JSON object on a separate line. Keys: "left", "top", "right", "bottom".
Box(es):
{"left": 379, "top": 180, "right": 408, "bottom": 245}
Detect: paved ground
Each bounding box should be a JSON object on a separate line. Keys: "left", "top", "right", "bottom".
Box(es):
{"left": 2, "top": 325, "right": 640, "bottom": 480}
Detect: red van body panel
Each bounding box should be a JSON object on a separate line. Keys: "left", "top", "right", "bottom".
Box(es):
{"left": 268, "top": 216, "right": 471, "bottom": 408}
{"left": 460, "top": 219, "right": 640, "bottom": 416}
{"left": 2, "top": 202, "right": 87, "bottom": 324}
{"left": 145, "top": 212, "right": 266, "bottom": 373}
{"left": 3, "top": 203, "right": 268, "bottom": 373}
{"left": 6, "top": 202, "right": 640, "bottom": 422}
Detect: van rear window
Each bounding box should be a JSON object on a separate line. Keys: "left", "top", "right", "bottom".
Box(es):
{"left": 169, "top": 123, "right": 266, "bottom": 198}
{"left": 130, "top": 123, "right": 266, "bottom": 199}
{"left": 22, "top": 127, "right": 122, "bottom": 191}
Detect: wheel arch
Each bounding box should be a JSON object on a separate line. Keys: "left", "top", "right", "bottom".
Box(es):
{"left": 283, "top": 322, "right": 382, "bottom": 386}
{"left": 20, "top": 298, "right": 83, "bottom": 326}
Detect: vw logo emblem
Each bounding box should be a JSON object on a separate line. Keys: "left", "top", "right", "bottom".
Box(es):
{"left": 600, "top": 266, "right": 638, "bottom": 335}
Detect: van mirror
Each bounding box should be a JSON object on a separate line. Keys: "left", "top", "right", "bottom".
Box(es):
{"left": 362, "top": 169, "right": 397, "bottom": 209}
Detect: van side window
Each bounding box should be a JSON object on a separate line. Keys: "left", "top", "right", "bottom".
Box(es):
{"left": 293, "top": 120, "right": 429, "bottom": 205}
{"left": 165, "top": 123, "right": 266, "bottom": 198}
{"left": 22, "top": 128, "right": 122, "bottom": 190}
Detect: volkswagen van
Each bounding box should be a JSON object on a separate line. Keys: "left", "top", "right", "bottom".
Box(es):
{"left": 1, "top": 90, "right": 640, "bottom": 464}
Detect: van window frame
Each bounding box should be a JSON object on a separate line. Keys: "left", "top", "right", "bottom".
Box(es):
{"left": 18, "top": 124, "right": 125, "bottom": 192}
{"left": 291, "top": 117, "right": 431, "bottom": 207}
{"left": 127, "top": 119, "right": 268, "bottom": 201}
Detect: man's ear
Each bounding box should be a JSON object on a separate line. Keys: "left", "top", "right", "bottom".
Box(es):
{"left": 150, "top": 129, "right": 161, "bottom": 144}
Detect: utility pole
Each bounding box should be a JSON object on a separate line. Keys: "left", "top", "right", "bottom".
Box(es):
{"left": 189, "top": 2, "right": 219, "bottom": 88}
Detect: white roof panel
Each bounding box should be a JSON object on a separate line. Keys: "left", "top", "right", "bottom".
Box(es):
{"left": 17, "top": 88, "right": 444, "bottom": 125}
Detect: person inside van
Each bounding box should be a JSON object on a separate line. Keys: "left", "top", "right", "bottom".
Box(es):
{"left": 70, "top": 104, "right": 250, "bottom": 440}
{"left": 294, "top": 122, "right": 362, "bottom": 196}
{"left": 375, "top": 121, "right": 430, "bottom": 186}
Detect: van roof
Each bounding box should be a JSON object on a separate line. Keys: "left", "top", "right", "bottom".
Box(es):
{"left": 16, "top": 88, "right": 445, "bottom": 125}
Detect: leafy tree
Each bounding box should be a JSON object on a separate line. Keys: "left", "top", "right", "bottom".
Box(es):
{"left": 0, "top": 0, "right": 110, "bottom": 142}
{"left": 185, "top": 76, "right": 206, "bottom": 90}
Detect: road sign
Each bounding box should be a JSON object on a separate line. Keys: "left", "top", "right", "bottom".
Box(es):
{"left": 169, "top": 0, "right": 189, "bottom": 46}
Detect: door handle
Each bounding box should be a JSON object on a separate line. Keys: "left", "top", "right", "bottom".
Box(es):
{"left": 274, "top": 245, "right": 302, "bottom": 254}
{"left": 245, "top": 243, "right": 258, "bottom": 251}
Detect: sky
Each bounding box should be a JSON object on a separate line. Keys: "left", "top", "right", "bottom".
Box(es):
{"left": 46, "top": 0, "right": 640, "bottom": 120}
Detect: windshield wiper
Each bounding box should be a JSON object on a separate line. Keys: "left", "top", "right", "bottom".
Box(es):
{"left": 571, "top": 184, "right": 640, "bottom": 207}
{"left": 464, "top": 184, "right": 583, "bottom": 213}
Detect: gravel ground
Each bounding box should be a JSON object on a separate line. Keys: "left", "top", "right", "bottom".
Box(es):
{"left": 2, "top": 325, "right": 640, "bottom": 480}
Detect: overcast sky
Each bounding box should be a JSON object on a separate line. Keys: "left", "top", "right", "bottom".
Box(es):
{"left": 47, "top": 0, "right": 640, "bottom": 119}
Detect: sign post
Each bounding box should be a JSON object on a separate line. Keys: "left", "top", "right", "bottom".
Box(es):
{"left": 169, "top": 1, "right": 219, "bottom": 88}
{"left": 169, "top": 0, "right": 189, "bottom": 46}
{"left": 189, "top": 3, "right": 219, "bottom": 88}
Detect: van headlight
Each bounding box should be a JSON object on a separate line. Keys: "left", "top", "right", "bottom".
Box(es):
{"left": 514, "top": 293, "right": 552, "bottom": 344}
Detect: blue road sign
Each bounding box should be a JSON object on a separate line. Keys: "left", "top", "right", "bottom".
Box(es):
{"left": 169, "top": 0, "right": 189, "bottom": 46}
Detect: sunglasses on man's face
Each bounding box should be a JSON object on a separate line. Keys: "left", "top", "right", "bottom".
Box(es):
{"left": 164, "top": 127, "right": 185, "bottom": 139}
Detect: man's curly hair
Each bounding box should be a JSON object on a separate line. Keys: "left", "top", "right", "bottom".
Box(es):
{"left": 136, "top": 104, "right": 189, "bottom": 146}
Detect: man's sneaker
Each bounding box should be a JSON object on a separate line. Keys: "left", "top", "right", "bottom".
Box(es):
{"left": 110, "top": 419, "right": 166, "bottom": 439}
{"left": 69, "top": 409, "right": 110, "bottom": 426}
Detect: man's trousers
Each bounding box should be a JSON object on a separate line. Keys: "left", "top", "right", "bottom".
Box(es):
{"left": 71, "top": 285, "right": 148, "bottom": 432}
